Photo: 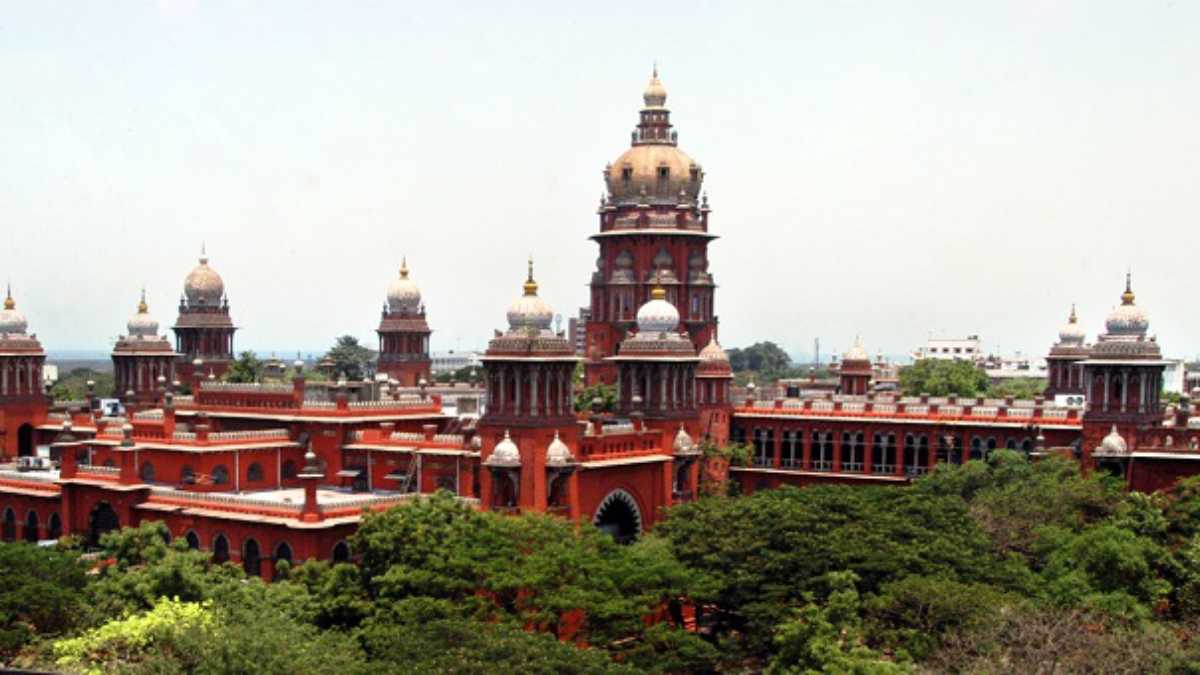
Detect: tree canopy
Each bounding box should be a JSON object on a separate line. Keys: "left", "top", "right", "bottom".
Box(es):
{"left": 224, "top": 351, "right": 263, "bottom": 383}
{"left": 897, "top": 358, "right": 990, "bottom": 397}
{"left": 727, "top": 341, "right": 793, "bottom": 374}
{"left": 325, "top": 335, "right": 376, "bottom": 381}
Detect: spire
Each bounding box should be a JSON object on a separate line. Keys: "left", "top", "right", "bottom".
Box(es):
{"left": 199, "top": 242, "right": 208, "bottom": 265}
{"left": 1068, "top": 303, "right": 1077, "bottom": 323}
{"left": 642, "top": 64, "right": 668, "bottom": 109}
{"left": 523, "top": 256, "right": 538, "bottom": 296}
{"left": 1121, "top": 271, "right": 1135, "bottom": 306}
{"left": 3, "top": 282, "right": 12, "bottom": 311}
{"left": 400, "top": 256, "right": 409, "bottom": 279}
{"left": 137, "top": 287, "right": 148, "bottom": 314}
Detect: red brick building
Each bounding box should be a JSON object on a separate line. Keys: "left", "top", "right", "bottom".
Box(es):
{"left": 376, "top": 258, "right": 432, "bottom": 386}
{"left": 112, "top": 290, "right": 177, "bottom": 410}
{"left": 173, "top": 247, "right": 236, "bottom": 381}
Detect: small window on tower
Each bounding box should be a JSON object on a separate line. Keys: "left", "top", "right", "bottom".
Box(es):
{"left": 622, "top": 167, "right": 632, "bottom": 182}
{"left": 658, "top": 167, "right": 669, "bottom": 179}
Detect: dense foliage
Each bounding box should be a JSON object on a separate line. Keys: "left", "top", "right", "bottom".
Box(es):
{"left": 898, "top": 358, "right": 991, "bottom": 397}
{"left": 51, "top": 367, "right": 114, "bottom": 400}
{"left": 7, "top": 457, "right": 1200, "bottom": 672}
{"left": 325, "top": 335, "right": 376, "bottom": 381}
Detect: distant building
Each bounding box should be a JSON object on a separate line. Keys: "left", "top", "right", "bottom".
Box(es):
{"left": 567, "top": 307, "right": 590, "bottom": 355}
{"left": 913, "top": 335, "right": 982, "bottom": 362}
{"left": 430, "top": 350, "right": 481, "bottom": 374}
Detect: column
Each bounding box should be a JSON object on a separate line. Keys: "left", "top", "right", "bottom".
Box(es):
{"left": 530, "top": 366, "right": 539, "bottom": 417}
{"left": 832, "top": 430, "right": 843, "bottom": 472}
{"left": 864, "top": 434, "right": 874, "bottom": 474}
{"left": 772, "top": 425, "right": 782, "bottom": 469}
{"left": 801, "top": 428, "right": 812, "bottom": 470}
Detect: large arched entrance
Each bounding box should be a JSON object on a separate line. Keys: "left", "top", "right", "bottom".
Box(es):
{"left": 87, "top": 502, "right": 120, "bottom": 547}
{"left": 243, "top": 539, "right": 261, "bottom": 577}
{"left": 17, "top": 424, "right": 34, "bottom": 458}
{"left": 2, "top": 508, "right": 15, "bottom": 542}
{"left": 593, "top": 489, "right": 643, "bottom": 544}
{"left": 24, "top": 511, "right": 39, "bottom": 543}
{"left": 213, "top": 535, "right": 230, "bottom": 564}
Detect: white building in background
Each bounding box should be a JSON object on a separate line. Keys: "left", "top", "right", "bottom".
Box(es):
{"left": 913, "top": 335, "right": 983, "bottom": 363}
{"left": 430, "top": 350, "right": 482, "bottom": 373}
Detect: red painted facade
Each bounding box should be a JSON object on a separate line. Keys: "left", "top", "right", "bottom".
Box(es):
{"left": 376, "top": 259, "right": 432, "bottom": 386}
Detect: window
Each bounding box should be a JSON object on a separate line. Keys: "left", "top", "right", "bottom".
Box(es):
{"left": 212, "top": 465, "right": 229, "bottom": 485}
{"left": 247, "top": 462, "right": 264, "bottom": 482}
{"left": 658, "top": 167, "right": 669, "bottom": 179}
{"left": 180, "top": 465, "right": 195, "bottom": 484}
{"left": 47, "top": 513, "right": 62, "bottom": 540}
{"left": 282, "top": 460, "right": 298, "bottom": 479}
{"left": 140, "top": 462, "right": 155, "bottom": 483}
{"left": 213, "top": 535, "right": 230, "bottom": 564}
{"left": 621, "top": 167, "right": 632, "bottom": 182}
{"left": 185, "top": 531, "right": 200, "bottom": 550}
{"left": 332, "top": 541, "right": 351, "bottom": 564}
{"left": 243, "top": 539, "right": 261, "bottom": 577}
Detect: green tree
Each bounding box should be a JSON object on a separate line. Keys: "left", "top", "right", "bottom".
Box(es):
{"left": 574, "top": 383, "right": 617, "bottom": 413}
{"left": 51, "top": 367, "right": 115, "bottom": 401}
{"left": 727, "top": 341, "right": 793, "bottom": 374}
{"left": 224, "top": 350, "right": 263, "bottom": 383}
{"left": 898, "top": 359, "right": 989, "bottom": 397}
{"left": 325, "top": 335, "right": 375, "bottom": 381}
{"left": 987, "top": 377, "right": 1047, "bottom": 399}
{"left": 0, "top": 543, "right": 90, "bottom": 657}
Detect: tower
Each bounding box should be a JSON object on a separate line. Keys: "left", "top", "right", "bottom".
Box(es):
{"left": 172, "top": 247, "right": 236, "bottom": 381}
{"left": 376, "top": 258, "right": 432, "bottom": 386}
{"left": 696, "top": 335, "right": 734, "bottom": 446}
{"left": 585, "top": 68, "right": 718, "bottom": 385}
{"left": 1044, "top": 304, "right": 1088, "bottom": 401}
{"left": 839, "top": 336, "right": 873, "bottom": 396}
{"left": 0, "top": 285, "right": 47, "bottom": 458}
{"left": 112, "top": 289, "right": 177, "bottom": 410}
{"left": 1080, "top": 275, "right": 1167, "bottom": 471}
{"left": 478, "top": 261, "right": 580, "bottom": 516}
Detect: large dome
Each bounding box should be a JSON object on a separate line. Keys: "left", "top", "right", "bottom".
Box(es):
{"left": 636, "top": 285, "right": 680, "bottom": 334}
{"left": 183, "top": 248, "right": 225, "bottom": 307}
{"left": 126, "top": 290, "right": 159, "bottom": 338}
{"left": 506, "top": 260, "right": 554, "bottom": 332}
{"left": 843, "top": 336, "right": 870, "bottom": 362}
{"left": 0, "top": 286, "right": 28, "bottom": 335}
{"left": 1104, "top": 275, "right": 1149, "bottom": 337}
{"left": 386, "top": 258, "right": 422, "bottom": 314}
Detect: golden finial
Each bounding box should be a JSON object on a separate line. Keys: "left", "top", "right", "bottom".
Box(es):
{"left": 400, "top": 256, "right": 409, "bottom": 279}
{"left": 523, "top": 256, "right": 538, "bottom": 296}
{"left": 3, "top": 283, "right": 13, "bottom": 311}
{"left": 650, "top": 269, "right": 666, "bottom": 301}
{"left": 199, "top": 241, "right": 208, "bottom": 265}
{"left": 1068, "top": 303, "right": 1077, "bottom": 323}
{"left": 137, "top": 287, "right": 148, "bottom": 314}
{"left": 1121, "top": 271, "right": 1135, "bottom": 306}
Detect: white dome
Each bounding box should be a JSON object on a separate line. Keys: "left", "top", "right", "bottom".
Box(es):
{"left": 126, "top": 291, "right": 159, "bottom": 338}
{"left": 506, "top": 260, "right": 554, "bottom": 332}
{"left": 673, "top": 424, "right": 695, "bottom": 453}
{"left": 386, "top": 258, "right": 422, "bottom": 313}
{"left": 546, "top": 431, "right": 574, "bottom": 466}
{"left": 843, "top": 336, "right": 869, "bottom": 362}
{"left": 1057, "top": 305, "right": 1086, "bottom": 344}
{"left": 1099, "top": 425, "right": 1128, "bottom": 455}
{"left": 183, "top": 248, "right": 225, "bottom": 307}
{"left": 636, "top": 287, "right": 679, "bottom": 334}
{"left": 487, "top": 430, "right": 522, "bottom": 467}
{"left": 0, "top": 288, "right": 28, "bottom": 335}
{"left": 1104, "top": 275, "right": 1149, "bottom": 336}
{"left": 699, "top": 336, "right": 728, "bottom": 363}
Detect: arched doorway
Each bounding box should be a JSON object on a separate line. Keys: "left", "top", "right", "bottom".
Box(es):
{"left": 47, "top": 513, "right": 62, "bottom": 540}
{"left": 212, "top": 534, "right": 230, "bottom": 563}
{"left": 273, "top": 542, "right": 292, "bottom": 580}
{"left": 17, "top": 424, "right": 34, "bottom": 457}
{"left": 87, "top": 502, "right": 120, "bottom": 547}
{"left": 243, "top": 539, "right": 261, "bottom": 577}
{"left": 24, "top": 511, "right": 38, "bottom": 543}
{"left": 331, "top": 540, "right": 350, "bottom": 564}
{"left": 2, "top": 508, "right": 15, "bottom": 542}
{"left": 593, "top": 489, "right": 642, "bottom": 544}
{"left": 185, "top": 531, "right": 200, "bottom": 550}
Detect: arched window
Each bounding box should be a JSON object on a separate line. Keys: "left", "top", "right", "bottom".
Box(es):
{"left": 246, "top": 462, "right": 264, "bottom": 482}
{"left": 140, "top": 462, "right": 156, "bottom": 483}
{"left": 47, "top": 513, "right": 62, "bottom": 540}
{"left": 783, "top": 430, "right": 800, "bottom": 468}
{"left": 986, "top": 437, "right": 998, "bottom": 451}
{"left": 970, "top": 437, "right": 984, "bottom": 461}
{"left": 212, "top": 534, "right": 230, "bottom": 564}
{"left": 1021, "top": 437, "right": 1034, "bottom": 453}
{"left": 273, "top": 542, "right": 293, "bottom": 580}
{"left": 243, "top": 539, "right": 261, "bottom": 577}
{"left": 332, "top": 541, "right": 350, "bottom": 564}
{"left": 185, "top": 531, "right": 200, "bottom": 550}
{"left": 752, "top": 428, "right": 773, "bottom": 467}
{"left": 24, "top": 511, "right": 39, "bottom": 543}
{"left": 3, "top": 508, "right": 17, "bottom": 542}
{"left": 282, "top": 460, "right": 298, "bottom": 479}
{"left": 211, "top": 466, "right": 229, "bottom": 485}
{"left": 180, "top": 465, "right": 195, "bottom": 484}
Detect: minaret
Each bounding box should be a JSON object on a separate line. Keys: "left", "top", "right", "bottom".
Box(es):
{"left": 112, "top": 289, "right": 177, "bottom": 410}
{"left": 0, "top": 285, "right": 48, "bottom": 458}
{"left": 585, "top": 68, "right": 717, "bottom": 385}
{"left": 172, "top": 246, "right": 237, "bottom": 381}
{"left": 376, "top": 257, "right": 432, "bottom": 386}
{"left": 1045, "top": 304, "right": 1088, "bottom": 401}
{"left": 478, "top": 259, "right": 579, "bottom": 515}
{"left": 839, "top": 336, "right": 873, "bottom": 396}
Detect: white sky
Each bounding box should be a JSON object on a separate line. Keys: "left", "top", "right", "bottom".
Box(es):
{"left": 2, "top": 1, "right": 1198, "bottom": 361}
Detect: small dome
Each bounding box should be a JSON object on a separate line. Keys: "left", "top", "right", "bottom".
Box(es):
{"left": 636, "top": 285, "right": 679, "bottom": 334}
{"left": 546, "top": 431, "right": 574, "bottom": 466}
{"left": 506, "top": 259, "right": 554, "bottom": 332}
{"left": 1104, "top": 274, "right": 1149, "bottom": 336}
{"left": 0, "top": 286, "right": 28, "bottom": 335}
{"left": 486, "top": 430, "right": 522, "bottom": 467}
{"left": 386, "top": 258, "right": 422, "bottom": 313}
{"left": 126, "top": 290, "right": 159, "bottom": 338}
{"left": 183, "top": 246, "right": 225, "bottom": 307}
{"left": 673, "top": 424, "right": 695, "bottom": 453}
{"left": 699, "top": 336, "right": 729, "bottom": 364}
{"left": 1099, "top": 425, "right": 1128, "bottom": 455}
{"left": 1057, "top": 304, "right": 1086, "bottom": 344}
{"left": 643, "top": 66, "right": 667, "bottom": 108}
{"left": 843, "top": 336, "right": 869, "bottom": 362}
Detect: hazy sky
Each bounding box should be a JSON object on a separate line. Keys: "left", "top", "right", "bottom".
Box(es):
{"left": 2, "top": 2, "right": 1198, "bottom": 361}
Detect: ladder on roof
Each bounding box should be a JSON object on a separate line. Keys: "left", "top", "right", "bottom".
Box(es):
{"left": 396, "top": 452, "right": 420, "bottom": 494}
